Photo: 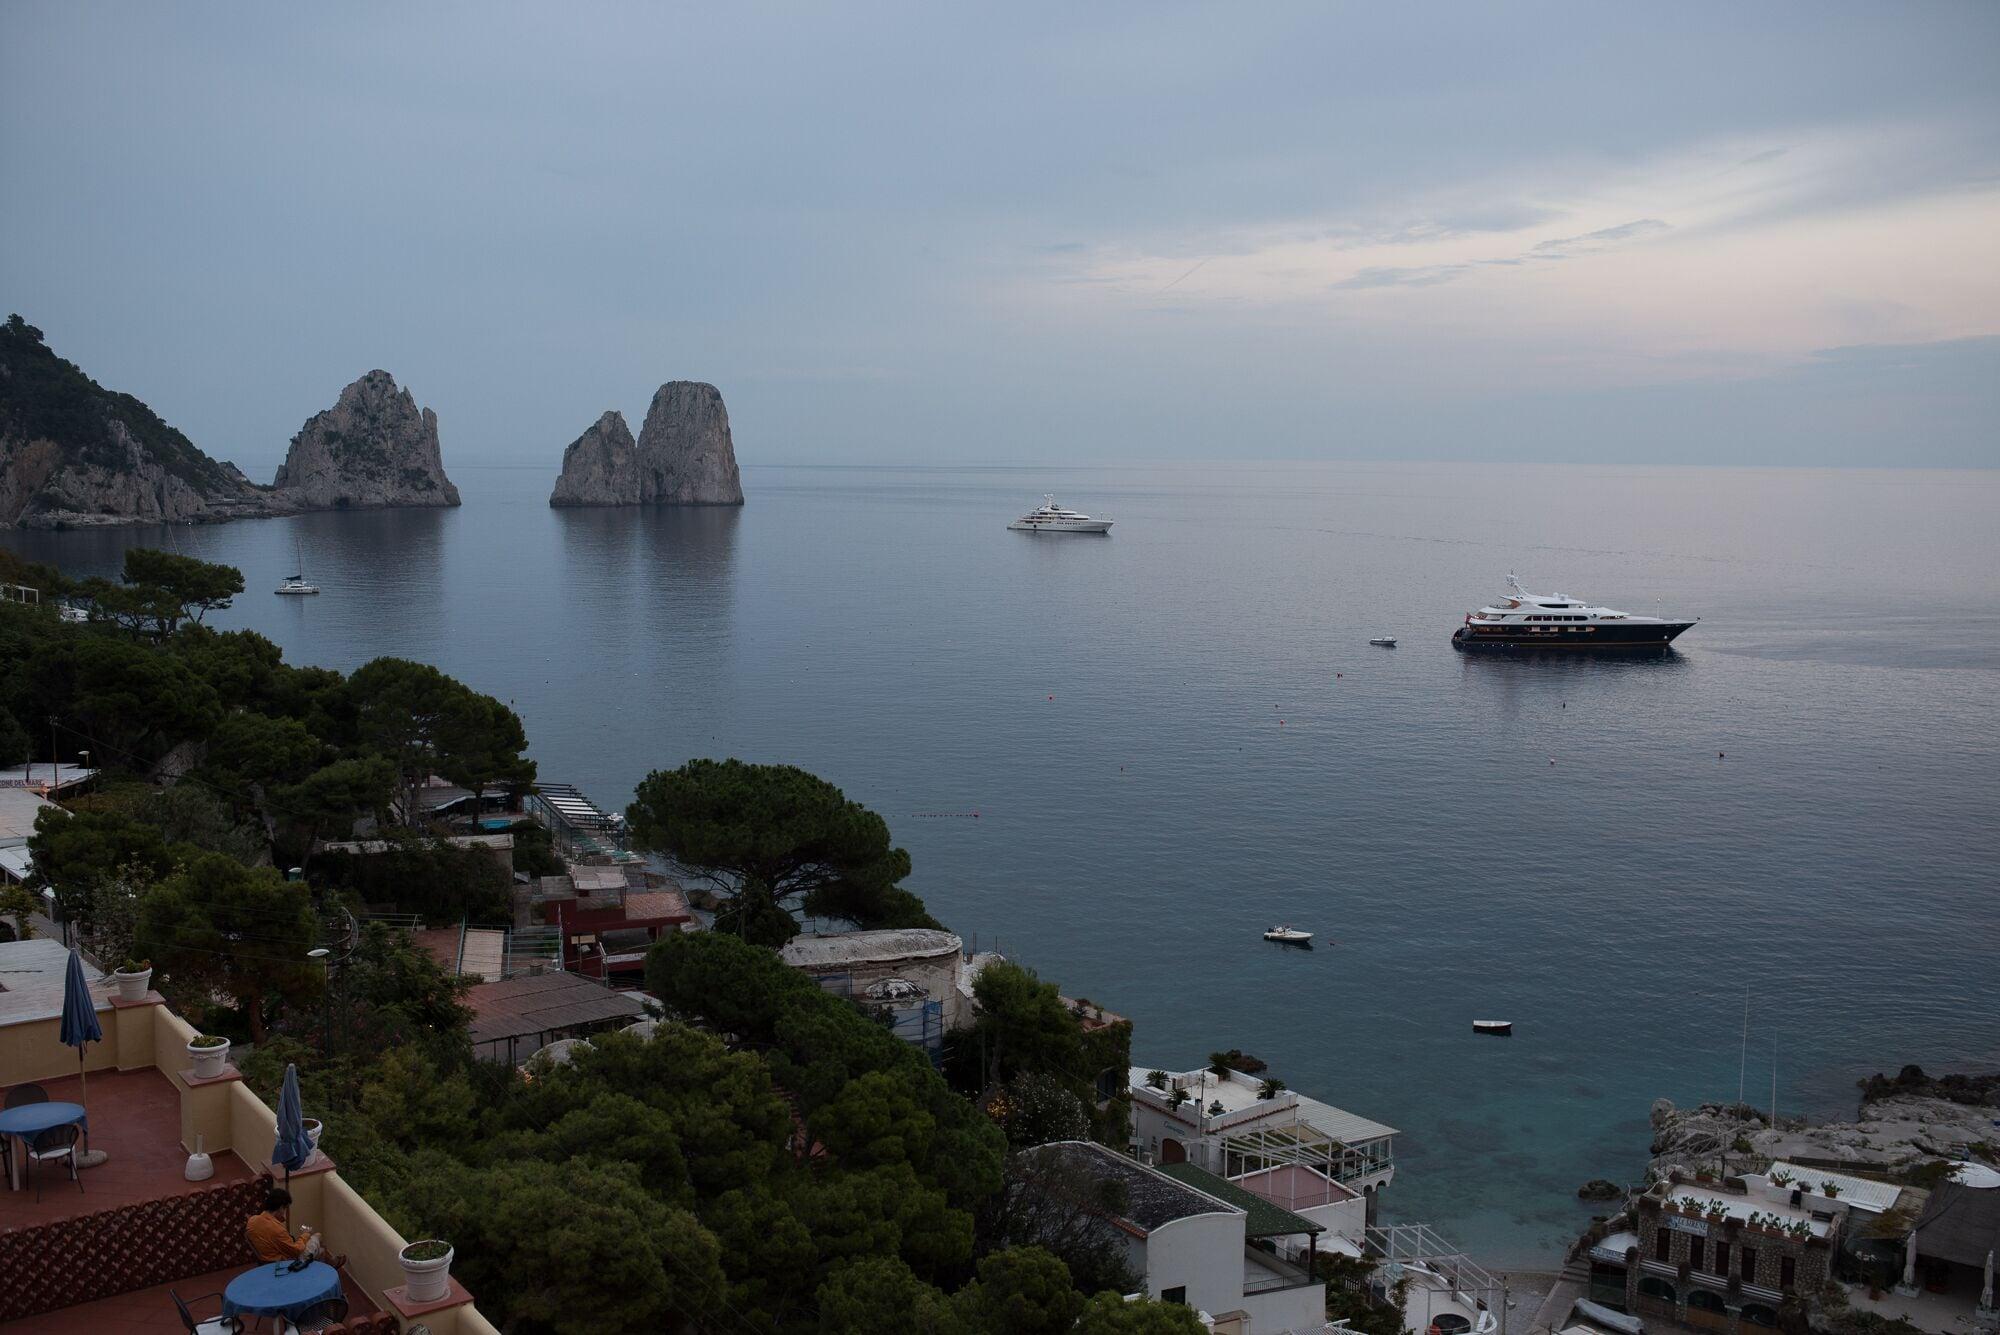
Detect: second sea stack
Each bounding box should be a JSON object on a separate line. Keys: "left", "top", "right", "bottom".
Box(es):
{"left": 548, "top": 410, "right": 640, "bottom": 507}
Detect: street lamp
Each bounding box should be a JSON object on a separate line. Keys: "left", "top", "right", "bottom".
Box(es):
{"left": 307, "top": 948, "right": 332, "bottom": 1057}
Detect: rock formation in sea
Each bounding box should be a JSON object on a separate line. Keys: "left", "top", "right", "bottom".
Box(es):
{"left": 0, "top": 314, "right": 279, "bottom": 528}
{"left": 272, "top": 370, "right": 460, "bottom": 510}
{"left": 635, "top": 381, "right": 745, "bottom": 505}
{"left": 548, "top": 410, "right": 640, "bottom": 507}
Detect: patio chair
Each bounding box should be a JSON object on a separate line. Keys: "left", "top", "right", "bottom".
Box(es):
{"left": 26, "top": 1121, "right": 82, "bottom": 1201}
{"left": 3, "top": 1083, "right": 48, "bottom": 1108}
{"left": 170, "top": 1289, "right": 244, "bottom": 1333}
{"left": 284, "top": 1293, "right": 350, "bottom": 1334}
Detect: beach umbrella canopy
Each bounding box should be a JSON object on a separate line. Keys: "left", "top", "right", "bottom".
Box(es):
{"left": 273, "top": 1063, "right": 311, "bottom": 1176}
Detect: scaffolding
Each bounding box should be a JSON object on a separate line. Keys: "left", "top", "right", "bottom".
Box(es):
{"left": 526, "top": 783, "right": 634, "bottom": 861}
{"left": 1219, "top": 1115, "right": 1394, "bottom": 1189}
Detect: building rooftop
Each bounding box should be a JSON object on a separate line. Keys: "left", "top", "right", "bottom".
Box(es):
{"left": 1763, "top": 1162, "right": 1904, "bottom": 1214}
{"left": 0, "top": 786, "right": 58, "bottom": 843}
{"left": 464, "top": 970, "right": 645, "bottom": 1047}
{"left": 1912, "top": 1181, "right": 2000, "bottom": 1269}
{"left": 1023, "top": 1140, "right": 1241, "bottom": 1233}
{"left": 0, "top": 938, "right": 109, "bottom": 1026}
{"left": 1157, "top": 1162, "right": 1322, "bottom": 1237}
{"left": 780, "top": 928, "right": 963, "bottom": 969}
{"left": 1130, "top": 1066, "right": 1398, "bottom": 1144}
{"left": 0, "top": 765, "right": 97, "bottom": 797}
{"left": 1659, "top": 1184, "right": 1835, "bottom": 1239}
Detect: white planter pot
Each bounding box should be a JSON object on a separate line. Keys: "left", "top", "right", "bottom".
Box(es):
{"left": 113, "top": 967, "right": 152, "bottom": 1001}
{"left": 398, "top": 1242, "right": 455, "bottom": 1303}
{"left": 187, "top": 1038, "right": 230, "bottom": 1079}
{"left": 303, "top": 1118, "right": 323, "bottom": 1152}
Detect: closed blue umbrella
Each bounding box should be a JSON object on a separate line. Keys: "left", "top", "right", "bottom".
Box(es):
{"left": 58, "top": 947, "right": 102, "bottom": 1093}
{"left": 273, "top": 1062, "right": 311, "bottom": 1183}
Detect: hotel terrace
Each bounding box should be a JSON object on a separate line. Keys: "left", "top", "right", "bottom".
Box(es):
{"left": 0, "top": 939, "right": 500, "bottom": 1335}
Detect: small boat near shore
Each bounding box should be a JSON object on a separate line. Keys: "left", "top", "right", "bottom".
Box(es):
{"left": 1263, "top": 925, "right": 1313, "bottom": 945}
{"left": 1473, "top": 1020, "right": 1513, "bottom": 1036}
{"left": 1368, "top": 637, "right": 1397, "bottom": 647}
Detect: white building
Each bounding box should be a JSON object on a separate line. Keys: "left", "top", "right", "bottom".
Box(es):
{"left": 0, "top": 785, "right": 59, "bottom": 886}
{"left": 1022, "top": 1140, "right": 1330, "bottom": 1335}
{"left": 1130, "top": 1065, "right": 1397, "bottom": 1221}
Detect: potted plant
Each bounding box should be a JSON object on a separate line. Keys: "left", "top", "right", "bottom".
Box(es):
{"left": 1145, "top": 1070, "right": 1168, "bottom": 1091}
{"left": 1257, "top": 1077, "right": 1286, "bottom": 1101}
{"left": 1207, "top": 1100, "right": 1225, "bottom": 1118}
{"left": 398, "top": 1239, "right": 455, "bottom": 1302}
{"left": 302, "top": 1117, "right": 324, "bottom": 1153}
{"left": 1769, "top": 1170, "right": 1794, "bottom": 1187}
{"left": 113, "top": 957, "right": 153, "bottom": 1002}
{"left": 1167, "top": 1088, "right": 1189, "bottom": 1113}
{"left": 1821, "top": 1181, "right": 1841, "bottom": 1198}
{"left": 187, "top": 1033, "right": 231, "bottom": 1079}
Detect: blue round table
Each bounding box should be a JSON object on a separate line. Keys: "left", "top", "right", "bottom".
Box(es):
{"left": 0, "top": 1101, "right": 87, "bottom": 1191}
{"left": 222, "top": 1261, "right": 342, "bottom": 1322}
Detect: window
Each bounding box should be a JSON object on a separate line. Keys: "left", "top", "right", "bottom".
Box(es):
{"left": 1638, "top": 1277, "right": 1677, "bottom": 1303}
{"left": 1780, "top": 1255, "right": 1796, "bottom": 1290}
{"left": 1740, "top": 1246, "right": 1757, "bottom": 1282}
{"left": 1687, "top": 1238, "right": 1704, "bottom": 1272}
{"left": 1713, "top": 1242, "right": 1730, "bottom": 1276}
{"left": 1162, "top": 1287, "right": 1186, "bottom": 1306}
{"left": 1655, "top": 1228, "right": 1672, "bottom": 1262}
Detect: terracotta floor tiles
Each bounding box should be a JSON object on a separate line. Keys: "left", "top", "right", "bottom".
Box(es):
{"left": 0, "top": 1068, "right": 253, "bottom": 1228}
{"left": 0, "top": 1263, "right": 380, "bottom": 1333}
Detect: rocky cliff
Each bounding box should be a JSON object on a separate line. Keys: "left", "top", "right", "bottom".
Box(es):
{"left": 548, "top": 410, "right": 640, "bottom": 507}
{"left": 273, "top": 370, "right": 460, "bottom": 510}
{"left": 0, "top": 314, "right": 278, "bottom": 528}
{"left": 636, "top": 381, "right": 744, "bottom": 505}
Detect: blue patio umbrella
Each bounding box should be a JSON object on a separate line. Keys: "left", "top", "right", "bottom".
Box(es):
{"left": 273, "top": 1062, "right": 311, "bottom": 1185}
{"left": 58, "top": 947, "right": 102, "bottom": 1098}
{"left": 58, "top": 943, "right": 103, "bottom": 1159}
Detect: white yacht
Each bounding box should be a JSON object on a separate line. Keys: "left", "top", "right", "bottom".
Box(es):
{"left": 1262, "top": 925, "right": 1313, "bottom": 944}
{"left": 1453, "top": 573, "right": 1694, "bottom": 651}
{"left": 1008, "top": 495, "right": 1112, "bottom": 534}
{"left": 274, "top": 540, "right": 319, "bottom": 596}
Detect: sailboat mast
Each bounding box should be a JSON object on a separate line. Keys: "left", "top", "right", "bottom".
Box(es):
{"left": 1738, "top": 989, "right": 1749, "bottom": 1109}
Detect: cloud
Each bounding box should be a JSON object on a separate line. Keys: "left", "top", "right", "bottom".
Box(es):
{"left": 1329, "top": 264, "right": 1471, "bottom": 290}
{"left": 1528, "top": 218, "right": 1672, "bottom": 259}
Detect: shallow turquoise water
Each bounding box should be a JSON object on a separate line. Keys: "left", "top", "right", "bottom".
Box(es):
{"left": 11, "top": 460, "right": 1998, "bottom": 1267}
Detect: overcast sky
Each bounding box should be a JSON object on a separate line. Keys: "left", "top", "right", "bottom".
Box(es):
{"left": 4, "top": 2, "right": 1996, "bottom": 470}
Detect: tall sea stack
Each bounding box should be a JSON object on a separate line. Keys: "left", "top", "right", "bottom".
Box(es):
{"left": 636, "top": 381, "right": 744, "bottom": 505}
{"left": 273, "top": 371, "right": 460, "bottom": 510}
{"left": 548, "top": 381, "right": 744, "bottom": 507}
{"left": 548, "top": 410, "right": 640, "bottom": 507}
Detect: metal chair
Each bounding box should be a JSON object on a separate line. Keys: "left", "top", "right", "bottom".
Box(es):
{"left": 284, "top": 1294, "right": 350, "bottom": 1334}
{"left": 3, "top": 1083, "right": 48, "bottom": 1109}
{"left": 26, "top": 1121, "right": 82, "bottom": 1201}
{"left": 170, "top": 1289, "right": 244, "bottom": 1333}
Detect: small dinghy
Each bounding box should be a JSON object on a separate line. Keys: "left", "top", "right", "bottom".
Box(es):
{"left": 1368, "top": 637, "right": 1397, "bottom": 647}
{"left": 1263, "top": 925, "right": 1313, "bottom": 945}
{"left": 1473, "top": 1020, "right": 1513, "bottom": 1036}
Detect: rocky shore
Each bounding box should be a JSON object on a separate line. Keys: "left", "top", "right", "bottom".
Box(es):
{"left": 1645, "top": 1066, "right": 2000, "bottom": 1183}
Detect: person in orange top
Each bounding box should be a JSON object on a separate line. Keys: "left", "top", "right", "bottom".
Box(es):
{"left": 247, "top": 1184, "right": 345, "bottom": 1267}
{"left": 247, "top": 1184, "right": 315, "bottom": 1261}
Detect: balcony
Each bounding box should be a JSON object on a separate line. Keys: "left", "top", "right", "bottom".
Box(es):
{"left": 0, "top": 956, "right": 500, "bottom": 1334}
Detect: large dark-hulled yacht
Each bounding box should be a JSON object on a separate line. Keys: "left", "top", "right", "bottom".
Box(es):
{"left": 1452, "top": 574, "right": 1696, "bottom": 651}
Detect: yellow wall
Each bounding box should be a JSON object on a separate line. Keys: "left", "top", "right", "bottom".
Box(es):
{"left": 0, "top": 1006, "right": 121, "bottom": 1084}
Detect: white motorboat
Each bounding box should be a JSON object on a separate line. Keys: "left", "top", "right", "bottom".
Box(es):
{"left": 1262, "top": 925, "right": 1313, "bottom": 944}
{"left": 1473, "top": 1020, "right": 1513, "bottom": 1036}
{"left": 1368, "top": 637, "right": 1397, "bottom": 647}
{"left": 275, "top": 539, "right": 319, "bottom": 595}
{"left": 1008, "top": 495, "right": 1112, "bottom": 533}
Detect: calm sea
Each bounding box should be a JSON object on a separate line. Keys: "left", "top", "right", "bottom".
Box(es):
{"left": 9, "top": 461, "right": 1999, "bottom": 1267}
